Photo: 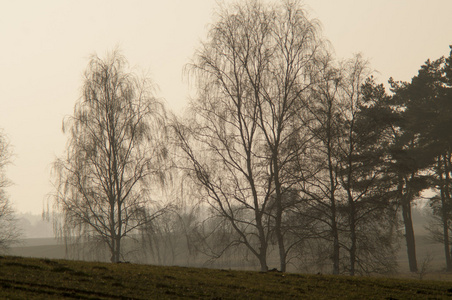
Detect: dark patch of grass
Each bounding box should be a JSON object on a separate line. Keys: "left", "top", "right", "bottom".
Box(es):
{"left": 156, "top": 282, "right": 171, "bottom": 289}
{"left": 51, "top": 266, "right": 73, "bottom": 273}
{"left": 41, "top": 258, "right": 60, "bottom": 265}
{"left": 71, "top": 270, "right": 91, "bottom": 277}
{"left": 111, "top": 281, "right": 124, "bottom": 287}
{"left": 225, "top": 284, "right": 245, "bottom": 290}
{"left": 4, "top": 261, "right": 43, "bottom": 270}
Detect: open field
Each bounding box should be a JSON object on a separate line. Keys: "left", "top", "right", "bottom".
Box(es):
{"left": 9, "top": 233, "right": 451, "bottom": 275}
{"left": 1, "top": 255, "right": 452, "bottom": 299}
{"left": 10, "top": 238, "right": 67, "bottom": 260}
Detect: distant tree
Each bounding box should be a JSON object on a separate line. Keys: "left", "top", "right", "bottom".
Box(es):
{"left": 51, "top": 50, "right": 169, "bottom": 263}
{"left": 0, "top": 130, "right": 20, "bottom": 252}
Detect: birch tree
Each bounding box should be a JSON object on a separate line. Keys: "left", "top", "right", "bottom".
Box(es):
{"left": 175, "top": 0, "right": 323, "bottom": 272}
{"left": 52, "top": 50, "right": 168, "bottom": 263}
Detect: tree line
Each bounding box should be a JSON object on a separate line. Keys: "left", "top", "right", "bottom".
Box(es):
{"left": 1, "top": 0, "right": 452, "bottom": 276}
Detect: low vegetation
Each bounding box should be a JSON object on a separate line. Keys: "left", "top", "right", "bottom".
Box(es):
{"left": 1, "top": 256, "right": 452, "bottom": 299}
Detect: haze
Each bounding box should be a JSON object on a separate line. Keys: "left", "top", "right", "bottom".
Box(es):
{"left": 1, "top": 0, "right": 451, "bottom": 215}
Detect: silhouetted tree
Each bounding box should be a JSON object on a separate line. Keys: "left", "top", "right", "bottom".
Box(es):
{"left": 175, "top": 0, "right": 324, "bottom": 272}
{"left": 296, "top": 53, "right": 343, "bottom": 274}
{"left": 52, "top": 50, "right": 169, "bottom": 263}
{"left": 406, "top": 46, "right": 452, "bottom": 272}
{"left": 387, "top": 58, "right": 444, "bottom": 272}
{"left": 255, "top": 1, "right": 323, "bottom": 272}
{"left": 295, "top": 55, "right": 400, "bottom": 275}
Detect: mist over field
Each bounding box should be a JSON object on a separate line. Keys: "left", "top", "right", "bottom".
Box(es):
{"left": 2, "top": 2, "right": 452, "bottom": 293}
{"left": 9, "top": 206, "right": 448, "bottom": 278}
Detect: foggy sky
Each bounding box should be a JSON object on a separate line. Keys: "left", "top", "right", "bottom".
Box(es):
{"left": 1, "top": 0, "right": 452, "bottom": 214}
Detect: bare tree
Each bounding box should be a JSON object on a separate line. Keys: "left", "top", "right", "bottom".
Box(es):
{"left": 51, "top": 50, "right": 169, "bottom": 263}
{"left": 0, "top": 130, "right": 20, "bottom": 252}
{"left": 255, "top": 0, "right": 323, "bottom": 272}
{"left": 295, "top": 53, "right": 344, "bottom": 274}
{"left": 175, "top": 0, "right": 275, "bottom": 271}
{"left": 173, "top": 100, "right": 272, "bottom": 272}
{"left": 174, "top": 0, "right": 324, "bottom": 272}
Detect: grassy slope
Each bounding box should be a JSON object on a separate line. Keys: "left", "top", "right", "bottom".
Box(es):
{"left": 1, "top": 256, "right": 452, "bottom": 299}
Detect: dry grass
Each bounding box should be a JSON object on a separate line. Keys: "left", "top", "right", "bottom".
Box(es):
{"left": 1, "top": 255, "right": 452, "bottom": 299}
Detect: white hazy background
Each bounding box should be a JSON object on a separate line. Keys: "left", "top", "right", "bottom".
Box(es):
{"left": 1, "top": 0, "right": 452, "bottom": 214}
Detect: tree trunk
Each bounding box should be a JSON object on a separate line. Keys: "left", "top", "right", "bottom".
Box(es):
{"left": 349, "top": 197, "right": 357, "bottom": 276}
{"left": 277, "top": 228, "right": 287, "bottom": 272}
{"left": 273, "top": 155, "right": 287, "bottom": 272}
{"left": 345, "top": 150, "right": 356, "bottom": 276}
{"left": 109, "top": 234, "right": 121, "bottom": 263}
{"left": 254, "top": 201, "right": 268, "bottom": 272}
{"left": 111, "top": 236, "right": 121, "bottom": 263}
{"left": 258, "top": 246, "right": 269, "bottom": 272}
{"left": 441, "top": 189, "right": 452, "bottom": 272}
{"left": 259, "top": 259, "right": 269, "bottom": 272}
{"left": 109, "top": 212, "right": 117, "bottom": 263}
{"left": 441, "top": 154, "right": 452, "bottom": 271}
{"left": 329, "top": 155, "right": 340, "bottom": 275}
{"left": 326, "top": 96, "right": 340, "bottom": 275}
{"left": 332, "top": 214, "right": 340, "bottom": 275}
{"left": 275, "top": 209, "right": 287, "bottom": 272}
{"left": 401, "top": 189, "right": 417, "bottom": 272}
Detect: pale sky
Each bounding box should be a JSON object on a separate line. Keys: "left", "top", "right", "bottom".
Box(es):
{"left": 1, "top": 0, "right": 452, "bottom": 214}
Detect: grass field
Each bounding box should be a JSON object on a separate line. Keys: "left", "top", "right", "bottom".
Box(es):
{"left": 1, "top": 255, "right": 452, "bottom": 299}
